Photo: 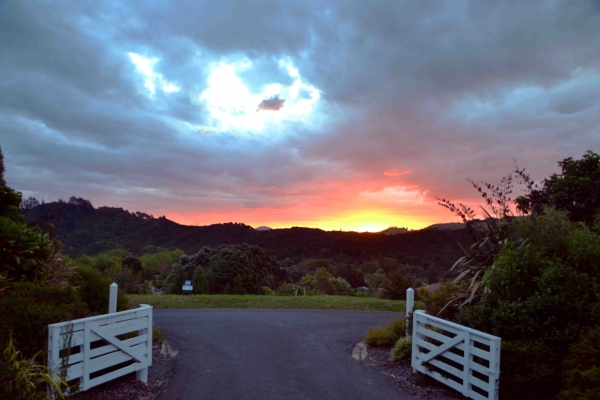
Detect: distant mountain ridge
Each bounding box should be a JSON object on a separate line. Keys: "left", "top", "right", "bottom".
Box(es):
{"left": 23, "top": 200, "right": 474, "bottom": 280}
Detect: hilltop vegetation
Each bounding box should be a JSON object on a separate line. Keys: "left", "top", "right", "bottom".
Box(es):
{"left": 432, "top": 150, "right": 600, "bottom": 400}
{"left": 22, "top": 200, "right": 473, "bottom": 282}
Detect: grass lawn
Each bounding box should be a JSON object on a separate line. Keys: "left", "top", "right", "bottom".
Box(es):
{"left": 129, "top": 294, "right": 426, "bottom": 312}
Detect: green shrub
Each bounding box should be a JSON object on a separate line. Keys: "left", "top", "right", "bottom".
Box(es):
{"left": 454, "top": 209, "right": 600, "bottom": 398}
{"left": 329, "top": 276, "right": 353, "bottom": 295}
{"left": 364, "top": 316, "right": 406, "bottom": 347}
{"left": 164, "top": 244, "right": 288, "bottom": 295}
{"left": 109, "top": 267, "right": 145, "bottom": 294}
{"left": 71, "top": 266, "right": 129, "bottom": 314}
{"left": 560, "top": 367, "right": 600, "bottom": 400}
{"left": 390, "top": 336, "right": 412, "bottom": 362}
{"left": 121, "top": 256, "right": 142, "bottom": 275}
{"left": 314, "top": 267, "right": 335, "bottom": 294}
{"left": 499, "top": 340, "right": 562, "bottom": 400}
{"left": 193, "top": 266, "right": 209, "bottom": 294}
{"left": 0, "top": 335, "right": 66, "bottom": 400}
{"left": 231, "top": 274, "right": 247, "bottom": 295}
{"left": 461, "top": 242, "right": 599, "bottom": 347}
{"left": 261, "top": 286, "right": 275, "bottom": 295}
{"left": 560, "top": 325, "right": 600, "bottom": 400}
{"left": 382, "top": 271, "right": 415, "bottom": 300}
{"left": 423, "top": 281, "right": 464, "bottom": 320}
{"left": 152, "top": 325, "right": 165, "bottom": 346}
{"left": 0, "top": 282, "right": 90, "bottom": 360}
{"left": 276, "top": 283, "right": 296, "bottom": 296}
{"left": 0, "top": 216, "right": 54, "bottom": 283}
{"left": 140, "top": 249, "right": 184, "bottom": 281}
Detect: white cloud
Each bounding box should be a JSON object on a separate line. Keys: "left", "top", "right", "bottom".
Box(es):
{"left": 198, "top": 57, "right": 321, "bottom": 134}
{"left": 129, "top": 52, "right": 180, "bottom": 97}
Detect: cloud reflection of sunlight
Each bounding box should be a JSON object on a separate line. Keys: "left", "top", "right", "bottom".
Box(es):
{"left": 199, "top": 57, "right": 320, "bottom": 134}
{"left": 129, "top": 52, "right": 180, "bottom": 96}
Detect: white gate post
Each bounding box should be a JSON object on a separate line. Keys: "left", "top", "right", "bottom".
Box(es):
{"left": 406, "top": 287, "right": 414, "bottom": 337}
{"left": 136, "top": 304, "right": 153, "bottom": 384}
{"left": 109, "top": 283, "right": 118, "bottom": 314}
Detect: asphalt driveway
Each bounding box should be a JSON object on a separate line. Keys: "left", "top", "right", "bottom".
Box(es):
{"left": 155, "top": 308, "right": 418, "bottom": 400}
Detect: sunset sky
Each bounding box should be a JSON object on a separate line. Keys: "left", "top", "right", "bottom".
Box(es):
{"left": 1, "top": 1, "right": 599, "bottom": 232}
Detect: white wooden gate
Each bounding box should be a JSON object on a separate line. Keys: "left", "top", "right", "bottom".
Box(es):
{"left": 47, "top": 304, "right": 153, "bottom": 393}
{"left": 411, "top": 310, "right": 501, "bottom": 400}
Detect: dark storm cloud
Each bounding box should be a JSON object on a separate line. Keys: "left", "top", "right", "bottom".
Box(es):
{"left": 0, "top": 0, "right": 599, "bottom": 222}
{"left": 257, "top": 95, "right": 286, "bottom": 112}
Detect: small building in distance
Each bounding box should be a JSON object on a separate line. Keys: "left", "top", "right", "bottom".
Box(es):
{"left": 255, "top": 226, "right": 272, "bottom": 231}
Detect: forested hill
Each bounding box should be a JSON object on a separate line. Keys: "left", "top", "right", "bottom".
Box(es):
{"left": 23, "top": 198, "right": 472, "bottom": 279}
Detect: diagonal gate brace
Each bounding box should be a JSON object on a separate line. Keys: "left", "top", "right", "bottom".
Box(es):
{"left": 89, "top": 324, "right": 146, "bottom": 364}
{"left": 416, "top": 332, "right": 465, "bottom": 366}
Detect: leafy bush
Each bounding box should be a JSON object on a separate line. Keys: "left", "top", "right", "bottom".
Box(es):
{"left": 261, "top": 286, "right": 275, "bottom": 295}
{"left": 560, "top": 325, "right": 600, "bottom": 400}
{"left": 329, "top": 276, "right": 353, "bottom": 295}
{"left": 390, "top": 336, "right": 412, "bottom": 362}
{"left": 0, "top": 282, "right": 90, "bottom": 359}
{"left": 423, "top": 281, "right": 465, "bottom": 320}
{"left": 415, "top": 287, "right": 429, "bottom": 301}
{"left": 314, "top": 267, "right": 335, "bottom": 294}
{"left": 231, "top": 274, "right": 247, "bottom": 295}
{"left": 70, "top": 266, "right": 129, "bottom": 314}
{"left": 0, "top": 184, "right": 23, "bottom": 221}
{"left": 0, "top": 216, "right": 54, "bottom": 283}
{"left": 456, "top": 208, "right": 600, "bottom": 398}
{"left": 461, "top": 218, "right": 600, "bottom": 347}
{"left": 381, "top": 271, "right": 415, "bottom": 300}
{"left": 109, "top": 267, "right": 146, "bottom": 294}
{"left": 515, "top": 150, "right": 600, "bottom": 226}
{"left": 121, "top": 256, "right": 142, "bottom": 274}
{"left": 276, "top": 283, "right": 296, "bottom": 296}
{"left": 163, "top": 263, "right": 188, "bottom": 294}
{"left": 89, "top": 253, "right": 118, "bottom": 273}
{"left": 332, "top": 263, "right": 365, "bottom": 288}
{"left": 364, "top": 316, "right": 406, "bottom": 347}
{"left": 163, "top": 244, "right": 290, "bottom": 295}
{"left": 152, "top": 325, "right": 165, "bottom": 346}
{"left": 193, "top": 266, "right": 209, "bottom": 294}
{"left": 0, "top": 336, "right": 66, "bottom": 400}
{"left": 498, "top": 340, "right": 562, "bottom": 400}
{"left": 140, "top": 249, "right": 184, "bottom": 281}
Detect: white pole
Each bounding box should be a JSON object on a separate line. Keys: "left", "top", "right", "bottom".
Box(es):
{"left": 109, "top": 283, "right": 118, "bottom": 314}
{"left": 406, "top": 287, "right": 414, "bottom": 337}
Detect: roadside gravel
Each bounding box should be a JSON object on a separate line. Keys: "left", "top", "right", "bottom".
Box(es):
{"left": 361, "top": 346, "right": 464, "bottom": 400}
{"left": 70, "top": 342, "right": 177, "bottom": 400}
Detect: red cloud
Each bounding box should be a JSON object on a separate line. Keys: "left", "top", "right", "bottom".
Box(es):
{"left": 383, "top": 169, "right": 412, "bottom": 177}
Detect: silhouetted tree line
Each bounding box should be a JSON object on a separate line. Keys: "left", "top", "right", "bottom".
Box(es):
{"left": 22, "top": 196, "right": 473, "bottom": 282}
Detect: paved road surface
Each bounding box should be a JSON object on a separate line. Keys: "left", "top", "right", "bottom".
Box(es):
{"left": 155, "top": 308, "right": 417, "bottom": 400}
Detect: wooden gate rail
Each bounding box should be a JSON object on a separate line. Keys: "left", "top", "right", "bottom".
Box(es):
{"left": 48, "top": 304, "right": 153, "bottom": 394}
{"left": 411, "top": 310, "right": 501, "bottom": 400}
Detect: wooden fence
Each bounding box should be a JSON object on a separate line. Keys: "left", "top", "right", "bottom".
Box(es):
{"left": 47, "top": 287, "right": 152, "bottom": 394}
{"left": 411, "top": 310, "right": 501, "bottom": 400}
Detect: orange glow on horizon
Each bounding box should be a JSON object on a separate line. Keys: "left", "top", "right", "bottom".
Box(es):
{"left": 159, "top": 178, "right": 478, "bottom": 233}
{"left": 164, "top": 206, "right": 457, "bottom": 232}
